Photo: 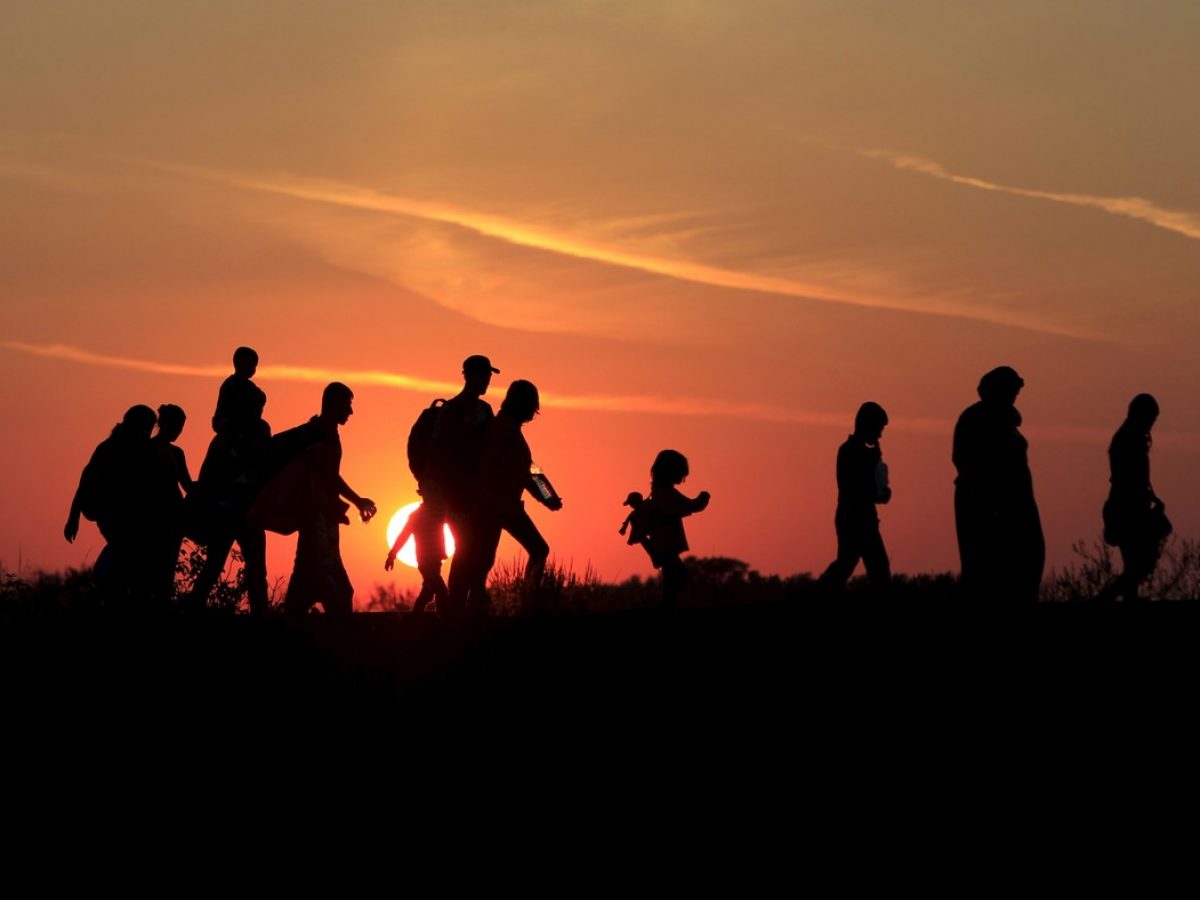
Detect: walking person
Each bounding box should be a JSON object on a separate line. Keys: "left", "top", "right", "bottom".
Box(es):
{"left": 952, "top": 366, "right": 1045, "bottom": 604}
{"left": 1096, "top": 394, "right": 1171, "bottom": 603}
{"left": 620, "top": 449, "right": 710, "bottom": 608}
{"left": 64, "top": 405, "right": 159, "bottom": 608}
{"left": 384, "top": 502, "right": 449, "bottom": 613}
{"left": 280, "top": 383, "right": 376, "bottom": 619}
{"left": 454, "top": 380, "right": 562, "bottom": 616}
{"left": 819, "top": 402, "right": 892, "bottom": 595}
{"left": 425, "top": 355, "right": 499, "bottom": 617}
{"left": 147, "top": 403, "right": 193, "bottom": 604}
{"left": 186, "top": 347, "right": 271, "bottom": 614}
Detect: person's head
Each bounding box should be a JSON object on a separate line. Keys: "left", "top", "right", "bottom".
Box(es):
{"left": 977, "top": 366, "right": 1024, "bottom": 406}
{"left": 233, "top": 346, "right": 259, "bottom": 377}
{"left": 1128, "top": 393, "right": 1160, "bottom": 430}
{"left": 156, "top": 404, "right": 187, "bottom": 442}
{"left": 114, "top": 404, "right": 157, "bottom": 440}
{"left": 500, "top": 379, "right": 540, "bottom": 423}
{"left": 651, "top": 449, "right": 690, "bottom": 486}
{"left": 462, "top": 354, "right": 499, "bottom": 397}
{"left": 854, "top": 401, "right": 889, "bottom": 444}
{"left": 321, "top": 382, "right": 354, "bottom": 425}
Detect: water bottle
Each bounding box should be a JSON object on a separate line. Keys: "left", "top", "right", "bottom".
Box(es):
{"left": 530, "top": 465, "right": 559, "bottom": 504}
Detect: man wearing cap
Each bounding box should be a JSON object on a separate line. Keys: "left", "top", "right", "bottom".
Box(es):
{"left": 426, "top": 355, "right": 499, "bottom": 616}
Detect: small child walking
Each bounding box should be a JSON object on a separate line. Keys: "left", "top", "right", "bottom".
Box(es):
{"left": 620, "top": 449, "right": 710, "bottom": 608}
{"left": 384, "top": 501, "right": 449, "bottom": 613}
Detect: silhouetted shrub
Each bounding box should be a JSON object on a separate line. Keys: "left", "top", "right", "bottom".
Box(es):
{"left": 1043, "top": 535, "right": 1200, "bottom": 602}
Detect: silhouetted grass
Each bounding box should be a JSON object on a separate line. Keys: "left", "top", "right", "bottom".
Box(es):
{"left": 1043, "top": 535, "right": 1200, "bottom": 602}
{"left": 362, "top": 554, "right": 960, "bottom": 615}
{"left": 7, "top": 536, "right": 1200, "bottom": 622}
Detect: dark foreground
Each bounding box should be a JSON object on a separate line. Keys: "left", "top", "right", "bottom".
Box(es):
{"left": 7, "top": 601, "right": 1200, "bottom": 850}
{"left": 6, "top": 603, "right": 1199, "bottom": 739}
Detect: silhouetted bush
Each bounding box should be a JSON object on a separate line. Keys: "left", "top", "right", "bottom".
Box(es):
{"left": 1044, "top": 535, "right": 1200, "bottom": 602}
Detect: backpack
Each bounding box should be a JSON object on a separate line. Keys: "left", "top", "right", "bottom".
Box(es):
{"left": 407, "top": 399, "right": 447, "bottom": 481}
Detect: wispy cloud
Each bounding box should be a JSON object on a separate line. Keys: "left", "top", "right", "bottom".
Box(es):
{"left": 9, "top": 341, "right": 1200, "bottom": 448}
{"left": 859, "top": 149, "right": 1200, "bottom": 242}
{"left": 1, "top": 341, "right": 460, "bottom": 394}
{"left": 0, "top": 156, "right": 95, "bottom": 192}
{"left": 139, "top": 159, "right": 1103, "bottom": 340}
{"left": 0, "top": 340, "right": 859, "bottom": 428}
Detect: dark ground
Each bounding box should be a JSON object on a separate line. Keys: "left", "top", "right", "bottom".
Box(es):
{"left": 5, "top": 603, "right": 1198, "bottom": 742}
{"left": 5, "top": 602, "right": 1200, "bottom": 854}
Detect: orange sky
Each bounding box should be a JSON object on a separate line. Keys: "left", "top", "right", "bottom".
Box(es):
{"left": 3, "top": 2, "right": 1200, "bottom": 600}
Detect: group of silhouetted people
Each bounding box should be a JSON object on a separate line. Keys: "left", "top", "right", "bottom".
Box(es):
{"left": 812, "top": 366, "right": 1169, "bottom": 604}
{"left": 66, "top": 348, "right": 377, "bottom": 616}
{"left": 65, "top": 403, "right": 192, "bottom": 608}
{"left": 398, "top": 356, "right": 564, "bottom": 617}
{"left": 65, "top": 350, "right": 1171, "bottom": 614}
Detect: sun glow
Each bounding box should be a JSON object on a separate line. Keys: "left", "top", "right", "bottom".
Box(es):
{"left": 385, "top": 501, "right": 455, "bottom": 569}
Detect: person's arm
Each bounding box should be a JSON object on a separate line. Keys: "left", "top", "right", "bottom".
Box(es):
{"left": 64, "top": 482, "right": 83, "bottom": 543}
{"left": 526, "top": 472, "right": 563, "bottom": 511}
{"left": 175, "top": 447, "right": 193, "bottom": 495}
{"left": 659, "top": 487, "right": 709, "bottom": 517}
{"left": 385, "top": 518, "right": 416, "bottom": 570}
{"left": 64, "top": 447, "right": 102, "bottom": 542}
{"left": 337, "top": 476, "right": 377, "bottom": 522}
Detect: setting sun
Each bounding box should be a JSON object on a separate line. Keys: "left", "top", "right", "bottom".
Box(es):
{"left": 386, "top": 502, "right": 456, "bottom": 569}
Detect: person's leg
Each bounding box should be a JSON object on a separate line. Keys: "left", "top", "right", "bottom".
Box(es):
{"left": 95, "top": 541, "right": 130, "bottom": 609}
{"left": 237, "top": 526, "right": 269, "bottom": 615}
{"left": 443, "top": 506, "right": 473, "bottom": 617}
{"left": 186, "top": 530, "right": 235, "bottom": 611}
{"left": 504, "top": 507, "right": 550, "bottom": 587}
{"left": 660, "top": 556, "right": 688, "bottom": 609}
{"left": 1119, "top": 540, "right": 1160, "bottom": 602}
{"left": 284, "top": 523, "right": 319, "bottom": 617}
{"left": 820, "top": 515, "right": 864, "bottom": 589}
{"left": 1096, "top": 538, "right": 1153, "bottom": 603}
{"left": 413, "top": 560, "right": 446, "bottom": 612}
{"left": 146, "top": 529, "right": 183, "bottom": 607}
{"left": 412, "top": 583, "right": 433, "bottom": 613}
{"left": 464, "top": 515, "right": 503, "bottom": 617}
{"left": 955, "top": 488, "right": 991, "bottom": 600}
{"left": 1094, "top": 554, "right": 1130, "bottom": 604}
{"left": 324, "top": 525, "right": 354, "bottom": 619}
{"left": 860, "top": 519, "right": 891, "bottom": 593}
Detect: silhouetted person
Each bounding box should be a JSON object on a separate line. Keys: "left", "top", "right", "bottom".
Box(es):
{"left": 282, "top": 382, "right": 376, "bottom": 619}
{"left": 1096, "top": 394, "right": 1170, "bottom": 603}
{"left": 620, "top": 450, "right": 710, "bottom": 609}
{"left": 819, "top": 402, "right": 892, "bottom": 594}
{"left": 451, "top": 380, "right": 563, "bottom": 616}
{"left": 429, "top": 355, "right": 499, "bottom": 618}
{"left": 953, "top": 367, "right": 1045, "bottom": 604}
{"left": 212, "top": 346, "right": 267, "bottom": 438}
{"left": 186, "top": 347, "right": 272, "bottom": 614}
{"left": 64, "top": 405, "right": 159, "bottom": 608}
{"left": 384, "top": 502, "right": 448, "bottom": 613}
{"left": 147, "top": 404, "right": 193, "bottom": 603}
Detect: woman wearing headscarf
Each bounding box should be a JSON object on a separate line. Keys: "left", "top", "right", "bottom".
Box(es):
{"left": 952, "top": 367, "right": 1045, "bottom": 604}
{"left": 1096, "top": 394, "right": 1169, "bottom": 603}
